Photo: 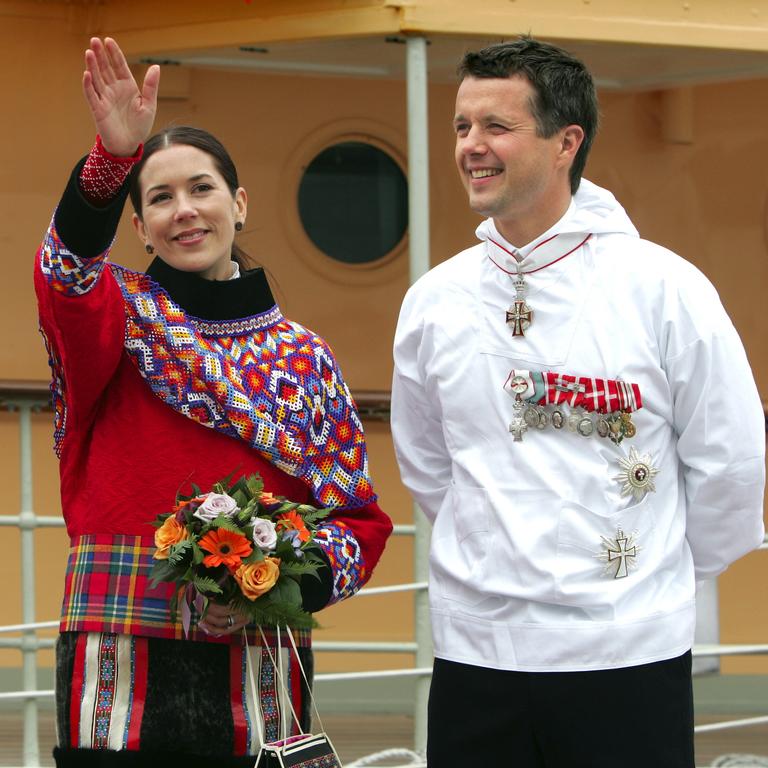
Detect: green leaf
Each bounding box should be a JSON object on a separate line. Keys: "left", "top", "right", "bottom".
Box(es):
{"left": 167, "top": 539, "right": 194, "bottom": 567}
{"left": 268, "top": 575, "right": 302, "bottom": 605}
{"left": 191, "top": 542, "right": 205, "bottom": 565}
{"left": 279, "top": 561, "right": 322, "bottom": 579}
{"left": 242, "top": 498, "right": 260, "bottom": 516}
{"left": 243, "top": 547, "right": 265, "bottom": 564}
{"left": 168, "top": 589, "right": 180, "bottom": 623}
{"left": 236, "top": 508, "right": 254, "bottom": 526}
{"left": 230, "top": 595, "right": 318, "bottom": 629}
{"left": 298, "top": 507, "right": 332, "bottom": 526}
{"left": 148, "top": 558, "right": 178, "bottom": 588}
{"left": 180, "top": 566, "right": 196, "bottom": 583}
{"left": 273, "top": 538, "right": 297, "bottom": 560}
{"left": 209, "top": 515, "right": 242, "bottom": 533}
{"left": 246, "top": 475, "right": 264, "bottom": 498}
{"left": 231, "top": 490, "right": 248, "bottom": 509}
{"left": 218, "top": 469, "right": 238, "bottom": 494}
{"left": 227, "top": 475, "right": 249, "bottom": 498}
{"left": 193, "top": 574, "right": 223, "bottom": 596}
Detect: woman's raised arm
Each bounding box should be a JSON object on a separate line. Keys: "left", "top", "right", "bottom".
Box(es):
{"left": 82, "top": 36, "right": 159, "bottom": 157}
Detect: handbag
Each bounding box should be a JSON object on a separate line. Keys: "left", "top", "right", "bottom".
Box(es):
{"left": 255, "top": 732, "right": 342, "bottom": 768}
{"left": 249, "top": 625, "right": 343, "bottom": 768}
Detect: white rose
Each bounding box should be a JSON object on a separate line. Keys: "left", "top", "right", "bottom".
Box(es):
{"left": 252, "top": 518, "right": 278, "bottom": 551}
{"left": 193, "top": 493, "right": 239, "bottom": 522}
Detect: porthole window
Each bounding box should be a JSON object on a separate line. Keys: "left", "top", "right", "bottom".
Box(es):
{"left": 298, "top": 141, "right": 408, "bottom": 265}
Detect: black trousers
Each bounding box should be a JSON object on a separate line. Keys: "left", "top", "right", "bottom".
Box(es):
{"left": 427, "top": 652, "right": 695, "bottom": 768}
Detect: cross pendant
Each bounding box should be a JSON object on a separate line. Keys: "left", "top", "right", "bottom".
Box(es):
{"left": 607, "top": 534, "right": 637, "bottom": 579}
{"left": 506, "top": 300, "right": 533, "bottom": 337}
{"left": 508, "top": 416, "right": 527, "bottom": 441}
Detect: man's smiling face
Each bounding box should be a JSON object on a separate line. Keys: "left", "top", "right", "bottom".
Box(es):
{"left": 453, "top": 74, "right": 575, "bottom": 245}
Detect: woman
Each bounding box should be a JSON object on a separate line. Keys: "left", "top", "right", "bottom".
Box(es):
{"left": 36, "top": 37, "right": 392, "bottom": 767}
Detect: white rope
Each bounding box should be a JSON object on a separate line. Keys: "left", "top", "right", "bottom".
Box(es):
{"left": 711, "top": 756, "right": 768, "bottom": 767}
{"left": 346, "top": 748, "right": 426, "bottom": 767}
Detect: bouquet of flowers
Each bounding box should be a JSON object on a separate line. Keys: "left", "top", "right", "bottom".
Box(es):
{"left": 150, "top": 473, "right": 332, "bottom": 631}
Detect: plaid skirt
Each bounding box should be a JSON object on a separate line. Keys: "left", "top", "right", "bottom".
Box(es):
{"left": 53, "top": 631, "right": 313, "bottom": 767}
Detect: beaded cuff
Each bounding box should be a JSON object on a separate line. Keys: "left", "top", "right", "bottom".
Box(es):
{"left": 79, "top": 135, "right": 142, "bottom": 205}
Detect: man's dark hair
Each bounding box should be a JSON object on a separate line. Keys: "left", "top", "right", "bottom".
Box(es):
{"left": 458, "top": 37, "right": 598, "bottom": 194}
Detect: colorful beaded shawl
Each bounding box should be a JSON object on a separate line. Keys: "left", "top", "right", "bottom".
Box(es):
{"left": 116, "top": 264, "right": 375, "bottom": 510}
{"left": 40, "top": 221, "right": 376, "bottom": 511}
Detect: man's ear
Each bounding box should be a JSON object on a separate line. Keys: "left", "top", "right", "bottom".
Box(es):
{"left": 559, "top": 125, "right": 585, "bottom": 168}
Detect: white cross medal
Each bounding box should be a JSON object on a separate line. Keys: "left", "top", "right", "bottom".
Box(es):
{"left": 595, "top": 527, "right": 640, "bottom": 579}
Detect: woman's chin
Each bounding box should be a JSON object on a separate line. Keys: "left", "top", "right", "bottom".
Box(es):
{"left": 157, "top": 255, "right": 230, "bottom": 279}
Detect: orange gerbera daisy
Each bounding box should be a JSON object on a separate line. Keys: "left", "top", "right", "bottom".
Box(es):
{"left": 276, "top": 510, "right": 311, "bottom": 543}
{"left": 198, "top": 528, "right": 253, "bottom": 569}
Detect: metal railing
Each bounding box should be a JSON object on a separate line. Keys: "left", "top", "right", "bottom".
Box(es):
{"left": 2, "top": 383, "right": 767, "bottom": 766}
{"left": 0, "top": 384, "right": 431, "bottom": 766}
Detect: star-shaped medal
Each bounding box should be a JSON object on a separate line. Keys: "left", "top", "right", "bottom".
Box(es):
{"left": 614, "top": 446, "right": 660, "bottom": 501}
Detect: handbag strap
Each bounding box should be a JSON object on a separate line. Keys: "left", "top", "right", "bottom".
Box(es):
{"left": 244, "top": 629, "right": 266, "bottom": 746}
{"left": 284, "top": 623, "right": 328, "bottom": 736}
{"left": 244, "top": 624, "right": 330, "bottom": 744}
{"left": 256, "top": 625, "right": 305, "bottom": 738}
{"left": 244, "top": 626, "right": 306, "bottom": 746}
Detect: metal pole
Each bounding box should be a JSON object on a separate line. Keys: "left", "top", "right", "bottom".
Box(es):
{"left": 17, "top": 402, "right": 40, "bottom": 767}
{"left": 406, "top": 35, "right": 433, "bottom": 757}
{"left": 406, "top": 36, "right": 431, "bottom": 283}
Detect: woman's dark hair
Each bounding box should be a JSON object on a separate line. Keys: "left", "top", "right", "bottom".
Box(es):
{"left": 128, "top": 126, "right": 253, "bottom": 269}
{"left": 458, "top": 37, "right": 599, "bottom": 194}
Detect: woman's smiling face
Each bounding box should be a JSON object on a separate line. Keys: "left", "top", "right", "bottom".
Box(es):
{"left": 132, "top": 143, "right": 247, "bottom": 281}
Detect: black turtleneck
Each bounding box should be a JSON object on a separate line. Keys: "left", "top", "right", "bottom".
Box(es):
{"left": 146, "top": 257, "right": 276, "bottom": 321}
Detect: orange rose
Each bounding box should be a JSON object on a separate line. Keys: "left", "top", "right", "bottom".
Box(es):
{"left": 234, "top": 557, "right": 281, "bottom": 601}
{"left": 154, "top": 516, "right": 189, "bottom": 560}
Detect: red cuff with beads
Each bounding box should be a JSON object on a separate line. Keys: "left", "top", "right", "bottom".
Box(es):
{"left": 78, "top": 135, "right": 143, "bottom": 205}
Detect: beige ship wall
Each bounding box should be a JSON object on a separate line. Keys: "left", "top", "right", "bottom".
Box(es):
{"left": 0, "top": 4, "right": 765, "bottom": 675}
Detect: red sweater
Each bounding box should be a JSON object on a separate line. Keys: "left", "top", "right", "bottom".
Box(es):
{"left": 35, "top": 162, "right": 392, "bottom": 643}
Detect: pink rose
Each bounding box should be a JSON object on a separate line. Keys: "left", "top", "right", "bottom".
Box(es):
{"left": 252, "top": 518, "right": 278, "bottom": 551}
{"left": 193, "top": 492, "right": 239, "bottom": 522}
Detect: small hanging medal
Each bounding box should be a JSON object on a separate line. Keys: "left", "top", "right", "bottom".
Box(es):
{"left": 508, "top": 397, "right": 528, "bottom": 442}
{"left": 506, "top": 374, "right": 530, "bottom": 441}
{"left": 614, "top": 447, "right": 660, "bottom": 501}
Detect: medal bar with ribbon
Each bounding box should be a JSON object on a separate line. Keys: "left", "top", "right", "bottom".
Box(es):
{"left": 503, "top": 369, "right": 642, "bottom": 443}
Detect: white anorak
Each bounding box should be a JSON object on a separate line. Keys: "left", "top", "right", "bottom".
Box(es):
{"left": 391, "top": 179, "right": 765, "bottom": 672}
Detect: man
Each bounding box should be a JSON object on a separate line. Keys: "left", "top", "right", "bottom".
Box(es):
{"left": 391, "top": 37, "right": 765, "bottom": 767}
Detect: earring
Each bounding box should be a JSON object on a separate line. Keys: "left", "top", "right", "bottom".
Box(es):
{"left": 145, "top": 244, "right": 154, "bottom": 254}
{"left": 234, "top": 221, "right": 243, "bottom": 232}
